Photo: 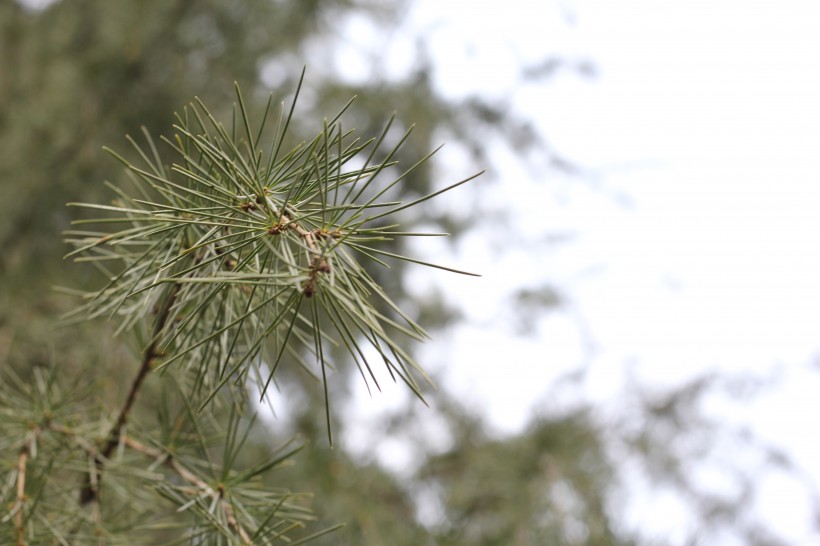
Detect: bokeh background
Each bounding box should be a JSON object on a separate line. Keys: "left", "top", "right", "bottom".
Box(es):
{"left": 3, "top": 0, "right": 820, "bottom": 544}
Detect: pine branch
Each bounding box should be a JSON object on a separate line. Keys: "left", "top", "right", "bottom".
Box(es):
{"left": 64, "top": 83, "right": 479, "bottom": 426}
{"left": 56, "top": 78, "right": 479, "bottom": 542}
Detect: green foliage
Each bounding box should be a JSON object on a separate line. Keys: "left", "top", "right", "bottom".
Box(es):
{"left": 64, "top": 78, "right": 478, "bottom": 424}
{"left": 0, "top": 76, "right": 478, "bottom": 543}
{"left": 0, "top": 364, "right": 322, "bottom": 544}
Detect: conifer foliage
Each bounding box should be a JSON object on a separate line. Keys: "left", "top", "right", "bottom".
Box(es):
{"left": 2, "top": 75, "right": 478, "bottom": 544}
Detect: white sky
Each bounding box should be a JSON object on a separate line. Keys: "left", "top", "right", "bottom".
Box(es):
{"left": 335, "top": 0, "right": 820, "bottom": 543}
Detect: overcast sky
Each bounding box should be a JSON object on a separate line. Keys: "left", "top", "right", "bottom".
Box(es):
{"left": 335, "top": 1, "right": 820, "bottom": 543}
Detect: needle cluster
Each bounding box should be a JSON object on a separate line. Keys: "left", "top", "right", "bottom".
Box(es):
{"left": 65, "top": 77, "right": 480, "bottom": 421}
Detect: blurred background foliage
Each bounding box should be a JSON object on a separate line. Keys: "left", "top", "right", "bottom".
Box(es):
{"left": 0, "top": 0, "right": 795, "bottom": 544}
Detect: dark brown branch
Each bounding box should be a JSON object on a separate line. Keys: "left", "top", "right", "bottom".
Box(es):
{"left": 80, "top": 283, "right": 181, "bottom": 505}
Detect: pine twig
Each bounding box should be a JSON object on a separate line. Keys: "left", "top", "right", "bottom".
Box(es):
{"left": 124, "top": 436, "right": 255, "bottom": 545}
{"left": 80, "top": 283, "right": 181, "bottom": 505}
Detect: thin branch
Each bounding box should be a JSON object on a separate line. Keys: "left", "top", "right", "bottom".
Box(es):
{"left": 47, "top": 423, "right": 98, "bottom": 456}
{"left": 14, "top": 438, "right": 30, "bottom": 546}
{"left": 266, "top": 209, "right": 337, "bottom": 298}
{"left": 80, "top": 283, "right": 182, "bottom": 505}
{"left": 223, "top": 500, "right": 254, "bottom": 546}
{"left": 7, "top": 428, "right": 45, "bottom": 546}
